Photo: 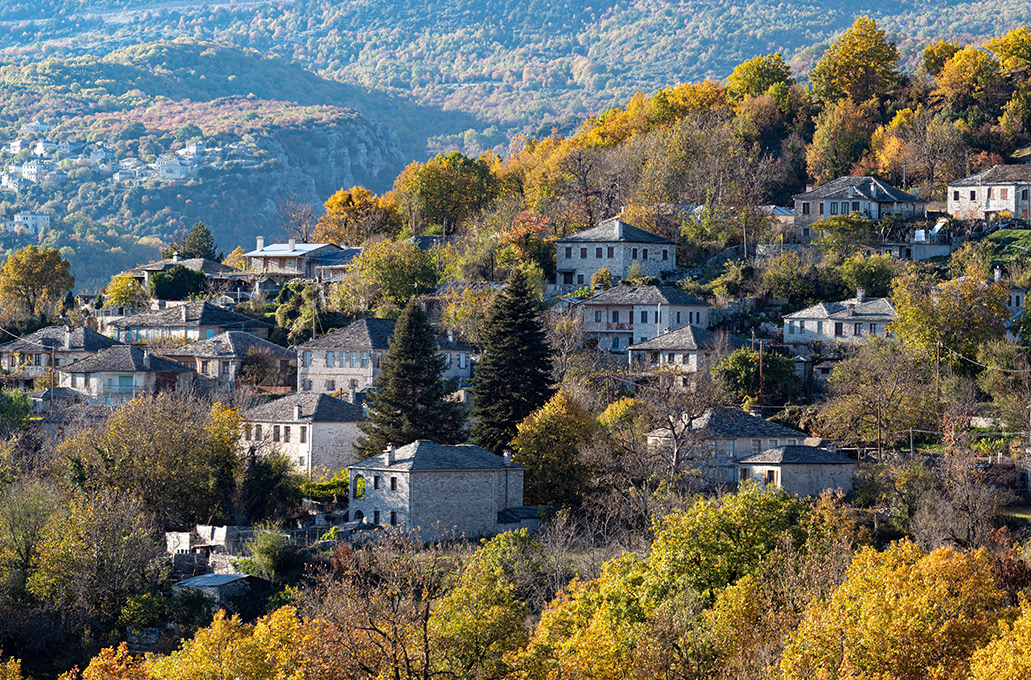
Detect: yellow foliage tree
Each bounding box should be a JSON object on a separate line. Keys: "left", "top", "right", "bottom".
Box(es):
{"left": 314, "top": 186, "right": 401, "bottom": 246}
{"left": 810, "top": 16, "right": 899, "bottom": 102}
{"left": 969, "top": 601, "right": 1031, "bottom": 680}
{"left": 80, "top": 643, "right": 150, "bottom": 680}
{"left": 104, "top": 272, "right": 149, "bottom": 310}
{"left": 0, "top": 245, "right": 75, "bottom": 318}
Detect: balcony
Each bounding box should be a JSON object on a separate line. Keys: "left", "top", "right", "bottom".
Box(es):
{"left": 585, "top": 322, "right": 634, "bottom": 332}
{"left": 102, "top": 385, "right": 137, "bottom": 394}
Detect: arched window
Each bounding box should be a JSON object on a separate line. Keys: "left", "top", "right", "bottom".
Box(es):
{"left": 352, "top": 510, "right": 364, "bottom": 521}
{"left": 353, "top": 475, "right": 366, "bottom": 500}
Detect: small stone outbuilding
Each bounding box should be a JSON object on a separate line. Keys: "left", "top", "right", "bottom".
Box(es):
{"left": 737, "top": 445, "right": 856, "bottom": 496}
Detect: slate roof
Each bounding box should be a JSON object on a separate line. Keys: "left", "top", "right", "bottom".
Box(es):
{"left": 243, "top": 392, "right": 365, "bottom": 423}
{"left": 0, "top": 326, "right": 121, "bottom": 354}
{"left": 627, "top": 325, "right": 748, "bottom": 352}
{"left": 168, "top": 331, "right": 294, "bottom": 360}
{"left": 557, "top": 217, "right": 674, "bottom": 244}
{"left": 61, "top": 345, "right": 192, "bottom": 374}
{"left": 583, "top": 285, "right": 709, "bottom": 307}
{"left": 949, "top": 164, "right": 1031, "bottom": 186}
{"left": 125, "top": 258, "right": 238, "bottom": 276}
{"left": 738, "top": 445, "right": 856, "bottom": 465}
{"left": 175, "top": 573, "right": 250, "bottom": 588}
{"left": 785, "top": 296, "right": 896, "bottom": 322}
{"left": 351, "top": 440, "right": 522, "bottom": 471}
{"left": 243, "top": 242, "right": 341, "bottom": 257}
{"left": 311, "top": 247, "right": 363, "bottom": 267}
{"left": 792, "top": 176, "right": 924, "bottom": 203}
{"left": 298, "top": 318, "right": 396, "bottom": 350}
{"left": 110, "top": 301, "right": 272, "bottom": 330}
{"left": 651, "top": 408, "right": 807, "bottom": 440}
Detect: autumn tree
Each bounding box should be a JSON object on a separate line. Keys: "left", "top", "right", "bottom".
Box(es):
{"left": 471, "top": 269, "right": 555, "bottom": 453}
{"left": 511, "top": 392, "right": 597, "bottom": 508}
{"left": 726, "top": 53, "right": 792, "bottom": 100}
{"left": 223, "top": 246, "right": 250, "bottom": 270}
{"left": 0, "top": 246, "right": 75, "bottom": 318}
{"left": 811, "top": 212, "right": 879, "bottom": 257}
{"left": 840, "top": 253, "right": 895, "bottom": 297}
{"left": 393, "top": 151, "right": 495, "bottom": 234}
{"left": 103, "top": 272, "right": 149, "bottom": 310}
{"left": 314, "top": 186, "right": 401, "bottom": 245}
{"left": 969, "top": 602, "right": 1031, "bottom": 680}
{"left": 810, "top": 16, "right": 899, "bottom": 103}
{"left": 806, "top": 98, "right": 875, "bottom": 183}
{"left": 0, "top": 480, "right": 60, "bottom": 596}
{"left": 780, "top": 540, "right": 1005, "bottom": 680}
{"left": 923, "top": 40, "right": 962, "bottom": 77}
{"left": 336, "top": 238, "right": 436, "bottom": 312}
{"left": 934, "top": 46, "right": 1005, "bottom": 123}
{"left": 355, "top": 299, "right": 466, "bottom": 458}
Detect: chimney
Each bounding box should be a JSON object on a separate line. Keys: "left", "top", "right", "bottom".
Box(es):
{"left": 142, "top": 349, "right": 151, "bottom": 369}
{"left": 615, "top": 220, "right": 623, "bottom": 239}
{"left": 256, "top": 236, "right": 265, "bottom": 251}
{"left": 385, "top": 443, "right": 396, "bottom": 465}
{"left": 912, "top": 187, "right": 919, "bottom": 200}
{"left": 294, "top": 404, "right": 302, "bottom": 421}
{"left": 856, "top": 287, "right": 866, "bottom": 303}
{"left": 995, "top": 266, "right": 1001, "bottom": 282}
{"left": 63, "top": 326, "right": 72, "bottom": 350}
{"left": 212, "top": 339, "right": 223, "bottom": 355}
{"left": 288, "top": 238, "right": 296, "bottom": 251}
{"left": 446, "top": 329, "right": 455, "bottom": 344}
{"left": 503, "top": 449, "right": 513, "bottom": 467}
{"left": 171, "top": 252, "right": 179, "bottom": 262}
{"left": 180, "top": 305, "right": 189, "bottom": 322}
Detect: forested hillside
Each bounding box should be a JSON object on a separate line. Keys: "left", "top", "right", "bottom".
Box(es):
{"left": 1, "top": 0, "right": 1031, "bottom": 148}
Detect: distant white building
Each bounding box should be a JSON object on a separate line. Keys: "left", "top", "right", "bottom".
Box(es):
{"left": 155, "top": 156, "right": 192, "bottom": 180}
{"left": 13, "top": 210, "right": 50, "bottom": 236}
{"left": 19, "top": 120, "right": 50, "bottom": 134}
{"left": 32, "top": 141, "right": 57, "bottom": 157}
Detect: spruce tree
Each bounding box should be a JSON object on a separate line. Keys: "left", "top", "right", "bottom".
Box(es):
{"left": 355, "top": 299, "right": 466, "bottom": 457}
{"left": 180, "top": 222, "right": 220, "bottom": 260}
{"left": 471, "top": 268, "right": 555, "bottom": 454}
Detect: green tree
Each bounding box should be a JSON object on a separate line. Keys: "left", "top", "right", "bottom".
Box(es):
{"left": 511, "top": 392, "right": 597, "bottom": 508}
{"left": 393, "top": 151, "right": 495, "bottom": 234}
{"left": 148, "top": 264, "right": 207, "bottom": 300}
{"left": 840, "top": 253, "right": 895, "bottom": 297}
{"left": 726, "top": 53, "right": 792, "bottom": 100}
{"left": 0, "top": 245, "right": 75, "bottom": 318}
{"left": 471, "top": 269, "right": 555, "bottom": 453}
{"left": 810, "top": 16, "right": 899, "bottom": 103}
{"left": 337, "top": 238, "right": 437, "bottom": 312}
{"left": 711, "top": 347, "right": 801, "bottom": 406}
{"left": 812, "top": 212, "right": 879, "bottom": 257}
{"left": 0, "top": 390, "right": 31, "bottom": 436}
{"left": 164, "top": 221, "right": 220, "bottom": 260}
{"left": 356, "top": 299, "right": 466, "bottom": 458}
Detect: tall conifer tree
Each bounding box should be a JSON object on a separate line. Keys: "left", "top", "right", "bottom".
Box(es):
{"left": 356, "top": 300, "right": 466, "bottom": 457}
{"left": 471, "top": 269, "right": 554, "bottom": 453}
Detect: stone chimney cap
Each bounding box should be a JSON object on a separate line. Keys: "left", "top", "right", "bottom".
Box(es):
{"left": 294, "top": 404, "right": 302, "bottom": 421}
{"left": 502, "top": 449, "right": 513, "bottom": 467}
{"left": 180, "top": 305, "right": 189, "bottom": 322}
{"left": 288, "top": 238, "right": 296, "bottom": 251}
{"left": 256, "top": 236, "right": 265, "bottom": 251}
{"left": 385, "top": 442, "right": 396, "bottom": 465}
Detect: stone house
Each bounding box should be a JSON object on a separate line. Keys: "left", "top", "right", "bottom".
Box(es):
{"left": 0, "top": 326, "right": 121, "bottom": 383}
{"left": 243, "top": 237, "right": 358, "bottom": 283}
{"left": 578, "top": 285, "right": 710, "bottom": 352}
{"left": 627, "top": 325, "right": 748, "bottom": 377}
{"left": 947, "top": 165, "right": 1031, "bottom": 221}
{"left": 792, "top": 176, "right": 926, "bottom": 239}
{"left": 737, "top": 445, "right": 856, "bottom": 496}
{"left": 164, "top": 331, "right": 295, "bottom": 389}
{"left": 555, "top": 218, "right": 675, "bottom": 289}
{"left": 172, "top": 574, "right": 253, "bottom": 606}
{"left": 240, "top": 392, "right": 367, "bottom": 475}
{"left": 109, "top": 301, "right": 272, "bottom": 343}
{"left": 782, "top": 292, "right": 896, "bottom": 354}
{"left": 120, "top": 256, "right": 241, "bottom": 293}
{"left": 347, "top": 441, "right": 542, "bottom": 538}
{"left": 59, "top": 345, "right": 193, "bottom": 404}
{"left": 647, "top": 408, "right": 811, "bottom": 486}
{"left": 297, "top": 318, "right": 474, "bottom": 394}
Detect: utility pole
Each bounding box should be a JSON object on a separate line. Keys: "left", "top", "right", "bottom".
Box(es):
{"left": 758, "top": 340, "right": 764, "bottom": 408}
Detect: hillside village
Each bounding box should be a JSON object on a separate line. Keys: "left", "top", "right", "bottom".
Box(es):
{"left": 7, "top": 14, "right": 1031, "bottom": 680}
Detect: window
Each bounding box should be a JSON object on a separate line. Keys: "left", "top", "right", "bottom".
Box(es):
{"left": 353, "top": 475, "right": 365, "bottom": 499}
{"left": 662, "top": 249, "right": 668, "bottom": 261}
{"left": 200, "top": 360, "right": 209, "bottom": 373}
{"left": 577, "top": 274, "right": 584, "bottom": 284}
{"left": 244, "top": 424, "right": 251, "bottom": 440}
{"left": 642, "top": 248, "right": 648, "bottom": 260}
{"left": 304, "top": 379, "right": 313, "bottom": 391}
{"left": 834, "top": 322, "right": 844, "bottom": 337}
{"left": 752, "top": 439, "right": 762, "bottom": 454}
{"left": 391, "top": 477, "right": 397, "bottom": 491}
{"left": 870, "top": 324, "right": 877, "bottom": 335}
{"left": 326, "top": 352, "right": 335, "bottom": 367}
{"left": 596, "top": 247, "right": 603, "bottom": 258}
{"left": 374, "top": 510, "right": 380, "bottom": 524}
{"left": 988, "top": 187, "right": 994, "bottom": 198}
{"left": 459, "top": 353, "right": 468, "bottom": 369}
{"left": 799, "top": 320, "right": 806, "bottom": 332}
{"left": 667, "top": 352, "right": 675, "bottom": 363}
{"left": 595, "top": 310, "right": 602, "bottom": 322}
{"left": 740, "top": 468, "right": 749, "bottom": 482}
{"left": 255, "top": 424, "right": 262, "bottom": 439}
{"left": 971, "top": 190, "right": 977, "bottom": 200}
{"left": 299, "top": 426, "right": 306, "bottom": 444}
{"left": 350, "top": 351, "right": 358, "bottom": 368}
{"left": 390, "top": 511, "right": 397, "bottom": 526}
{"left": 819, "top": 202, "right": 824, "bottom": 216}
{"left": 641, "top": 310, "right": 648, "bottom": 323}
{"left": 852, "top": 201, "right": 860, "bottom": 212}
{"left": 580, "top": 247, "right": 587, "bottom": 258}
{"left": 611, "top": 336, "right": 619, "bottom": 349}
{"left": 830, "top": 202, "right": 839, "bottom": 215}
{"left": 787, "top": 439, "right": 797, "bottom": 446}
{"left": 854, "top": 323, "right": 862, "bottom": 336}
{"left": 803, "top": 228, "right": 810, "bottom": 238}
{"left": 374, "top": 476, "right": 380, "bottom": 490}
{"left": 283, "top": 426, "right": 291, "bottom": 443}
{"left": 350, "top": 379, "right": 359, "bottom": 389}
{"left": 801, "top": 202, "right": 810, "bottom": 215}
{"left": 1002, "top": 188, "right": 1009, "bottom": 200}
{"left": 632, "top": 248, "right": 638, "bottom": 259}
{"left": 565, "top": 247, "right": 572, "bottom": 258}
{"left": 769, "top": 439, "right": 778, "bottom": 448}
{"left": 326, "top": 380, "right": 336, "bottom": 392}
{"left": 764, "top": 470, "right": 777, "bottom": 485}
{"left": 1023, "top": 189, "right": 1029, "bottom": 201}
{"left": 953, "top": 190, "right": 959, "bottom": 201}
{"left": 676, "top": 311, "right": 681, "bottom": 324}
{"left": 817, "top": 321, "right": 823, "bottom": 335}
{"left": 787, "top": 320, "right": 795, "bottom": 334}
{"left": 612, "top": 310, "right": 619, "bottom": 323}
{"left": 361, "top": 351, "right": 369, "bottom": 368}
{"left": 221, "top": 361, "right": 230, "bottom": 375}
{"left": 273, "top": 426, "right": 280, "bottom": 442}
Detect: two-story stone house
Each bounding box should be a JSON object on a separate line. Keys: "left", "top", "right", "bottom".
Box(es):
{"left": 627, "top": 326, "right": 748, "bottom": 376}
{"left": 0, "top": 326, "right": 121, "bottom": 386}
{"left": 578, "top": 285, "right": 710, "bottom": 352}
{"left": 165, "top": 331, "right": 296, "bottom": 389}
{"left": 737, "top": 445, "right": 855, "bottom": 496}
{"left": 109, "top": 301, "right": 273, "bottom": 343}
{"left": 347, "top": 441, "right": 542, "bottom": 538}
{"left": 297, "top": 319, "right": 474, "bottom": 394}
{"left": 947, "top": 165, "right": 1031, "bottom": 221}
{"left": 243, "top": 237, "right": 359, "bottom": 284}
{"left": 555, "top": 218, "right": 675, "bottom": 288}
{"left": 59, "top": 345, "right": 193, "bottom": 404}
{"left": 792, "top": 176, "right": 926, "bottom": 241}
{"left": 782, "top": 291, "right": 897, "bottom": 354}
{"left": 240, "top": 392, "right": 367, "bottom": 475}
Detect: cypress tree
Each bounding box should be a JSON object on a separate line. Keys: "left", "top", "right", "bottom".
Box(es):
{"left": 355, "top": 299, "right": 466, "bottom": 457}
{"left": 471, "top": 268, "right": 555, "bottom": 453}
{"left": 181, "top": 221, "right": 220, "bottom": 260}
